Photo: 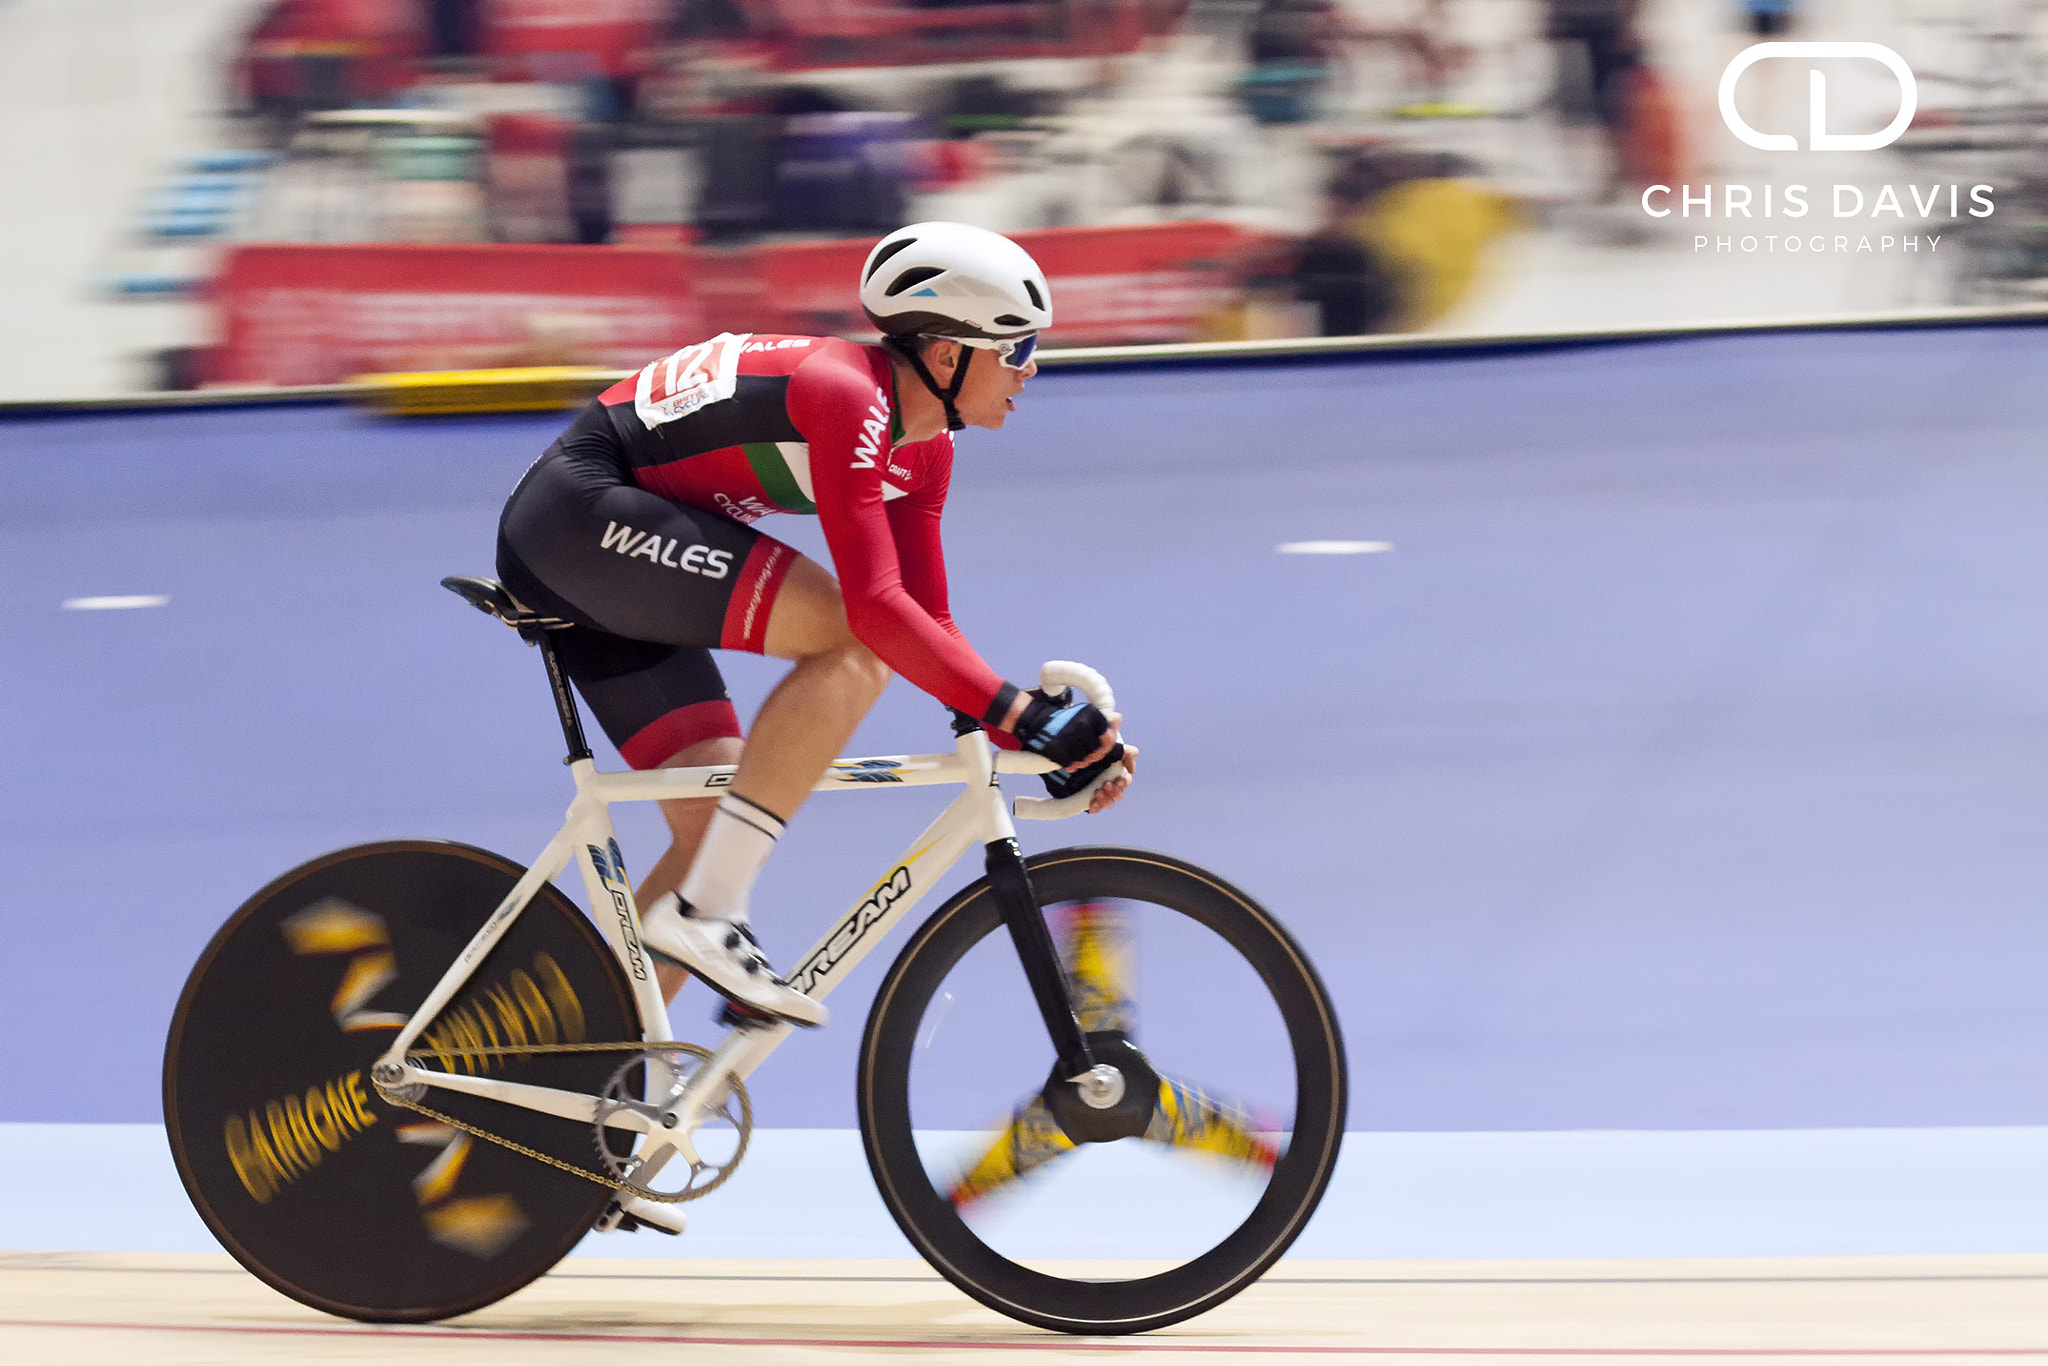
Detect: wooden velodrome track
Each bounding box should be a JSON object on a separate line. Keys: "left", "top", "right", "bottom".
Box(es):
{"left": 1, "top": 1254, "right": 2043, "bottom": 1363}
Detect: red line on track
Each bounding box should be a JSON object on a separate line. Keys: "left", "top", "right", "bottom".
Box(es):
{"left": 1, "top": 1319, "right": 2045, "bottom": 1356}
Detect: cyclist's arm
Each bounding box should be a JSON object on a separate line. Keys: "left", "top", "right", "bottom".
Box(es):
{"left": 885, "top": 442, "right": 1027, "bottom": 747}
{"left": 789, "top": 346, "right": 1018, "bottom": 725}
{"left": 883, "top": 436, "right": 968, "bottom": 642}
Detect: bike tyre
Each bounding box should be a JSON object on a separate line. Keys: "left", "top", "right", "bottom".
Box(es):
{"left": 856, "top": 846, "right": 1346, "bottom": 1335}
{"left": 163, "top": 840, "right": 638, "bottom": 1323}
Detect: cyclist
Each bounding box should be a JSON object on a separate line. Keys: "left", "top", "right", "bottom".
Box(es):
{"left": 496, "top": 222, "right": 1136, "bottom": 1031}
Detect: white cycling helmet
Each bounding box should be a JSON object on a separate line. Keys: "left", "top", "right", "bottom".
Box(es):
{"left": 860, "top": 221, "right": 1052, "bottom": 341}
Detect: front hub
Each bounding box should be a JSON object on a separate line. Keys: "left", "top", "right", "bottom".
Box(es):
{"left": 1043, "top": 1031, "right": 1159, "bottom": 1144}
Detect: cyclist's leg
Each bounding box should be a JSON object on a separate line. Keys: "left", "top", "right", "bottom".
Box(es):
{"left": 642, "top": 735, "right": 744, "bottom": 1001}
{"left": 665, "top": 556, "right": 888, "bottom": 962}
{"left": 500, "top": 451, "right": 775, "bottom": 999}
{"left": 534, "top": 632, "right": 750, "bottom": 1002}
{"left": 727, "top": 555, "right": 892, "bottom": 821}
{"left": 633, "top": 562, "right": 883, "bottom": 1024}
{"left": 498, "top": 452, "right": 860, "bottom": 1019}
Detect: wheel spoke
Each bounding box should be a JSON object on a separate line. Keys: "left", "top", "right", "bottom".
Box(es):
{"left": 946, "top": 1094, "right": 1077, "bottom": 1207}
{"left": 1142, "top": 1075, "right": 1280, "bottom": 1172}
{"left": 1055, "top": 900, "right": 1134, "bottom": 1034}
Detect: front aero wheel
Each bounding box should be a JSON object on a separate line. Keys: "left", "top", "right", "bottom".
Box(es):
{"left": 858, "top": 847, "right": 1346, "bottom": 1335}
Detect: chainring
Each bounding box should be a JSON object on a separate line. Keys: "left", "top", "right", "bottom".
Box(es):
{"left": 590, "top": 1043, "right": 751, "bottom": 1203}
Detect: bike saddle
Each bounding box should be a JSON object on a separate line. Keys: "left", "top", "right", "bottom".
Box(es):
{"left": 440, "top": 575, "right": 572, "bottom": 638}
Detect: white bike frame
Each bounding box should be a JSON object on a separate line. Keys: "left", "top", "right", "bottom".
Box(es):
{"left": 373, "top": 716, "right": 1096, "bottom": 1178}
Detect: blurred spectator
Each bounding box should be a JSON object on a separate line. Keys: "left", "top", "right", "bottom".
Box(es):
{"left": 937, "top": 75, "right": 1048, "bottom": 137}
{"left": 1353, "top": 172, "right": 1517, "bottom": 330}
{"left": 1402, "top": 0, "right": 1472, "bottom": 112}
{"left": 1286, "top": 147, "right": 1516, "bottom": 335}
{"left": 488, "top": 113, "right": 576, "bottom": 241}
{"left": 1239, "top": 0, "right": 1342, "bottom": 124}
{"left": 1614, "top": 61, "right": 1685, "bottom": 195}
{"left": 1741, "top": 0, "right": 1798, "bottom": 38}
{"left": 1544, "top": 0, "right": 1644, "bottom": 201}
{"left": 1725, "top": 0, "right": 1800, "bottom": 173}
{"left": 424, "top": 0, "right": 483, "bottom": 58}
{"left": 1289, "top": 195, "right": 1397, "bottom": 335}
{"left": 244, "top": 110, "right": 487, "bottom": 242}
{"left": 778, "top": 112, "right": 919, "bottom": 234}
{"left": 1339, "top": 0, "right": 1476, "bottom": 118}
{"left": 694, "top": 117, "right": 783, "bottom": 240}
{"left": 1103, "top": 133, "right": 1232, "bottom": 213}
{"left": 670, "top": 0, "right": 752, "bottom": 40}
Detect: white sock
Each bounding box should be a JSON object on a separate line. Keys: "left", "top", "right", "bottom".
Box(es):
{"left": 678, "top": 794, "right": 784, "bottom": 924}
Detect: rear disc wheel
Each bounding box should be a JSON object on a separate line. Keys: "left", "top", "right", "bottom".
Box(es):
{"left": 163, "top": 840, "right": 638, "bottom": 1322}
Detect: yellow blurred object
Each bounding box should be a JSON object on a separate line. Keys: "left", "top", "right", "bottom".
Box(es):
{"left": 948, "top": 1096, "right": 1076, "bottom": 1207}
{"left": 353, "top": 366, "right": 620, "bottom": 416}
{"left": 1204, "top": 294, "right": 1322, "bottom": 343}
{"left": 1392, "top": 101, "right": 1490, "bottom": 120}
{"left": 1143, "top": 1077, "right": 1279, "bottom": 1170}
{"left": 1355, "top": 179, "right": 1520, "bottom": 332}
{"left": 1058, "top": 902, "right": 1135, "bottom": 1035}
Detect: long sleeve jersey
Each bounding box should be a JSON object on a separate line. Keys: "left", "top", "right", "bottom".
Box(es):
{"left": 589, "top": 332, "right": 1015, "bottom": 723}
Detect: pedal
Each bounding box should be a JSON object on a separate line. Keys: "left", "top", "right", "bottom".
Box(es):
{"left": 716, "top": 998, "right": 781, "bottom": 1030}
{"left": 598, "top": 1195, "right": 687, "bottom": 1236}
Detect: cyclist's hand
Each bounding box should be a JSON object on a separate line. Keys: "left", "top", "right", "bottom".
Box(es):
{"left": 1093, "top": 743, "right": 1137, "bottom": 813}
{"left": 1009, "top": 687, "right": 1120, "bottom": 769}
{"left": 1043, "top": 742, "right": 1138, "bottom": 814}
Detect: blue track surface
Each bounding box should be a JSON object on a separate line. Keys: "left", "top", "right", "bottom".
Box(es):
{"left": 6, "top": 327, "right": 2047, "bottom": 1129}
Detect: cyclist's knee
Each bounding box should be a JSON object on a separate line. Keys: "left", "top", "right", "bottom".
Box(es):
{"left": 795, "top": 617, "right": 891, "bottom": 705}
{"left": 760, "top": 556, "right": 890, "bottom": 698}
{"left": 833, "top": 638, "right": 892, "bottom": 700}
{"left": 764, "top": 556, "right": 858, "bottom": 661}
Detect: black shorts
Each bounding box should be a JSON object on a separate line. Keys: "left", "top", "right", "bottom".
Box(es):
{"left": 1748, "top": 9, "right": 1792, "bottom": 37}
{"left": 497, "top": 412, "right": 800, "bottom": 769}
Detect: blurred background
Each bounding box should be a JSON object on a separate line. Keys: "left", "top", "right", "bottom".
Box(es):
{"left": 4, "top": 0, "right": 2045, "bottom": 399}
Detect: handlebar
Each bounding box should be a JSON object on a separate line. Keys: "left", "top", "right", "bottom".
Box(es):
{"left": 1012, "top": 660, "right": 1129, "bottom": 821}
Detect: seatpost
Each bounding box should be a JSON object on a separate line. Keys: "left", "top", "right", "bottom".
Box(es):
{"left": 529, "top": 629, "right": 593, "bottom": 764}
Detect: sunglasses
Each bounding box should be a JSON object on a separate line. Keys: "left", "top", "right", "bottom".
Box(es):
{"left": 946, "top": 333, "right": 1039, "bottom": 370}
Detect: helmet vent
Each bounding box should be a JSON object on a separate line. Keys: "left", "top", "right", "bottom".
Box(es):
{"left": 994, "top": 313, "right": 1029, "bottom": 327}
{"left": 865, "top": 236, "right": 918, "bottom": 282}
{"left": 885, "top": 265, "right": 945, "bottom": 296}
{"left": 1022, "top": 278, "right": 1045, "bottom": 310}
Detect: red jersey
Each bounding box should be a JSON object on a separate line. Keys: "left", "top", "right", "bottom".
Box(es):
{"left": 589, "top": 332, "right": 1011, "bottom": 722}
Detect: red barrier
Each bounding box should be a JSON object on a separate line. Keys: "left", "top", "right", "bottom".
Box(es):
{"left": 1019, "top": 221, "right": 1284, "bottom": 345}
{"left": 212, "top": 244, "right": 699, "bottom": 386}
{"left": 210, "top": 222, "right": 1284, "bottom": 386}
{"left": 484, "top": 0, "right": 660, "bottom": 78}
{"left": 238, "top": 0, "right": 423, "bottom": 109}
{"left": 753, "top": 0, "right": 1154, "bottom": 69}
{"left": 720, "top": 221, "right": 1285, "bottom": 345}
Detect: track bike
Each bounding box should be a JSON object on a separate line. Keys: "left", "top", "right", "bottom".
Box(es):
{"left": 163, "top": 575, "right": 1347, "bottom": 1335}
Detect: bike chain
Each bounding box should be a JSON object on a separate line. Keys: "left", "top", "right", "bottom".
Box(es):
{"left": 376, "top": 1039, "right": 746, "bottom": 1205}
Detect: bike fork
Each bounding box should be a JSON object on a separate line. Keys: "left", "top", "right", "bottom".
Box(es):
{"left": 984, "top": 838, "right": 1096, "bottom": 1080}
